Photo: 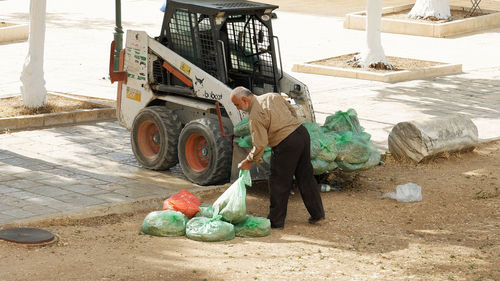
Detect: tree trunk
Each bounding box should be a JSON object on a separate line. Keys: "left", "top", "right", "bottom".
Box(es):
{"left": 20, "top": 0, "right": 47, "bottom": 108}
{"left": 353, "top": 0, "right": 391, "bottom": 69}
{"left": 408, "top": 0, "right": 451, "bottom": 20}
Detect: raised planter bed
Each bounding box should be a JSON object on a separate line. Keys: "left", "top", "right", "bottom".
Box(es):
{"left": 344, "top": 4, "right": 500, "bottom": 37}
{"left": 0, "top": 93, "right": 116, "bottom": 133}
{"left": 292, "top": 53, "right": 462, "bottom": 83}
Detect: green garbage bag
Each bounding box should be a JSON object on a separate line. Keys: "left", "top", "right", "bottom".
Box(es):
{"left": 318, "top": 148, "right": 337, "bottom": 162}
{"left": 141, "top": 210, "right": 188, "bottom": 237}
{"left": 362, "top": 142, "right": 381, "bottom": 168}
{"left": 234, "top": 216, "right": 271, "bottom": 238}
{"left": 186, "top": 215, "right": 235, "bottom": 242}
{"left": 324, "top": 109, "right": 363, "bottom": 134}
{"left": 213, "top": 170, "right": 251, "bottom": 224}
{"left": 234, "top": 134, "right": 253, "bottom": 148}
{"left": 303, "top": 122, "right": 322, "bottom": 139}
{"left": 310, "top": 139, "right": 322, "bottom": 159}
{"left": 262, "top": 147, "right": 272, "bottom": 164}
{"left": 316, "top": 132, "right": 338, "bottom": 162}
{"left": 335, "top": 131, "right": 370, "bottom": 164}
{"left": 312, "top": 158, "right": 330, "bottom": 175}
{"left": 328, "top": 160, "right": 339, "bottom": 171}
{"left": 234, "top": 117, "right": 250, "bottom": 137}
{"left": 303, "top": 122, "right": 324, "bottom": 158}
{"left": 359, "top": 131, "right": 372, "bottom": 142}
{"left": 336, "top": 160, "right": 364, "bottom": 172}
{"left": 337, "top": 141, "right": 380, "bottom": 172}
{"left": 195, "top": 205, "right": 214, "bottom": 218}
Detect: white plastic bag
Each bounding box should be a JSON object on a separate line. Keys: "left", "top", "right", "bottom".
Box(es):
{"left": 212, "top": 170, "right": 251, "bottom": 223}
{"left": 382, "top": 182, "right": 422, "bottom": 202}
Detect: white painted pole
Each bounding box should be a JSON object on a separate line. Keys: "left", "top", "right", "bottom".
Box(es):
{"left": 356, "top": 0, "right": 390, "bottom": 68}
{"left": 20, "top": 0, "right": 47, "bottom": 108}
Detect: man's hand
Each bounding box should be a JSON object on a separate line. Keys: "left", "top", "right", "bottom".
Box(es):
{"left": 238, "top": 159, "right": 252, "bottom": 170}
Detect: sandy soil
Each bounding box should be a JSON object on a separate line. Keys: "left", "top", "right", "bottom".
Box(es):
{"left": 0, "top": 140, "right": 498, "bottom": 281}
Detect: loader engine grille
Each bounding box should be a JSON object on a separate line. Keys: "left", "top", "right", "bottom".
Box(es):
{"left": 226, "top": 15, "right": 274, "bottom": 78}
{"left": 168, "top": 10, "right": 218, "bottom": 77}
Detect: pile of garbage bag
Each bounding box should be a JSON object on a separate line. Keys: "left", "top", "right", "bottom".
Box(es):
{"left": 142, "top": 171, "right": 271, "bottom": 242}
{"left": 233, "top": 109, "right": 380, "bottom": 174}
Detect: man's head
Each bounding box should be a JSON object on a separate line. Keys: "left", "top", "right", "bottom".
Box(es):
{"left": 230, "top": 86, "right": 253, "bottom": 112}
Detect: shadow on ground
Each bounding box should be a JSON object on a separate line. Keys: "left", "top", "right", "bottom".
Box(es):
{"left": 373, "top": 75, "right": 500, "bottom": 120}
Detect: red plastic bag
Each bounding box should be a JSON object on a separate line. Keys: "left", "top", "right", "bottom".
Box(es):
{"left": 162, "top": 189, "right": 201, "bottom": 218}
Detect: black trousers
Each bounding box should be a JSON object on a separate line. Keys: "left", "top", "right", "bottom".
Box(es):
{"left": 268, "top": 125, "right": 325, "bottom": 227}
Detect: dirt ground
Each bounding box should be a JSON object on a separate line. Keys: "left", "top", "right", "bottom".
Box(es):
{"left": 0, "top": 94, "right": 113, "bottom": 118}
{"left": 0, "top": 140, "right": 498, "bottom": 281}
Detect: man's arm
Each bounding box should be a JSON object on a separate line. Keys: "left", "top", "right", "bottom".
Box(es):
{"left": 244, "top": 118, "right": 268, "bottom": 164}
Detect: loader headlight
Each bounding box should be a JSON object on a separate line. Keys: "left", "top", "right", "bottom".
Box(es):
{"left": 261, "top": 14, "right": 270, "bottom": 21}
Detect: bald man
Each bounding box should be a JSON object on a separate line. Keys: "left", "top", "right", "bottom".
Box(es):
{"left": 230, "top": 86, "right": 325, "bottom": 229}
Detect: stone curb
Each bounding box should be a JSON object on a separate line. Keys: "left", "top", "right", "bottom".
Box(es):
{"left": 0, "top": 107, "right": 117, "bottom": 133}
{"left": 0, "top": 185, "right": 228, "bottom": 227}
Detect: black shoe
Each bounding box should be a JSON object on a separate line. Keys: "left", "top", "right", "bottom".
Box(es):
{"left": 271, "top": 224, "right": 284, "bottom": 230}
{"left": 308, "top": 216, "right": 325, "bottom": 224}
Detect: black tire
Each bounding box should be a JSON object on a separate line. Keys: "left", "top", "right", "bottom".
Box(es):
{"left": 178, "top": 118, "right": 233, "bottom": 185}
{"left": 131, "top": 106, "right": 181, "bottom": 170}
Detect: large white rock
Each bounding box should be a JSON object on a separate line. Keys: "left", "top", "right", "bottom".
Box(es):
{"left": 388, "top": 115, "right": 478, "bottom": 163}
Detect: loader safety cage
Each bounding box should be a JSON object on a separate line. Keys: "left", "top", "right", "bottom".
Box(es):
{"left": 156, "top": 0, "right": 281, "bottom": 93}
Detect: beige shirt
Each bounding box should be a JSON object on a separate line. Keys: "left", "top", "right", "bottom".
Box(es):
{"left": 245, "top": 93, "right": 301, "bottom": 163}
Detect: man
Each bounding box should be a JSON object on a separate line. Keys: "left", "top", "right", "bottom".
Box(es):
{"left": 230, "top": 86, "right": 325, "bottom": 229}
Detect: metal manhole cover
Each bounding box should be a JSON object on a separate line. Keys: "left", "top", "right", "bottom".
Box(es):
{"left": 0, "top": 227, "right": 55, "bottom": 244}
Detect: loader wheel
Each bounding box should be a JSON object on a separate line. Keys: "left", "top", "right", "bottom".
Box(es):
{"left": 131, "top": 106, "right": 181, "bottom": 170}
{"left": 178, "top": 118, "right": 232, "bottom": 185}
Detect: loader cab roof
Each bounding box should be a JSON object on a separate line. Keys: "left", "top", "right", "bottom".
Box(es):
{"left": 166, "top": 0, "right": 278, "bottom": 15}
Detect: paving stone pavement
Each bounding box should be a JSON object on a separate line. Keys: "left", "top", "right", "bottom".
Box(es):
{"left": 0, "top": 121, "right": 212, "bottom": 226}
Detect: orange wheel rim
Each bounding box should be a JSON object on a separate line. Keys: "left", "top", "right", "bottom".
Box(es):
{"left": 137, "top": 120, "right": 161, "bottom": 159}
{"left": 185, "top": 133, "right": 209, "bottom": 172}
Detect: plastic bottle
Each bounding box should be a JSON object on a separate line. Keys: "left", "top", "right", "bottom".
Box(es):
{"left": 319, "top": 184, "right": 342, "bottom": 193}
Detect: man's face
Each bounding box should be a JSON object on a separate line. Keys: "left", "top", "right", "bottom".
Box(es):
{"left": 231, "top": 96, "right": 250, "bottom": 112}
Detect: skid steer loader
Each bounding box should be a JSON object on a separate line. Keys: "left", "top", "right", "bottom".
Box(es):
{"left": 109, "top": 0, "right": 315, "bottom": 186}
